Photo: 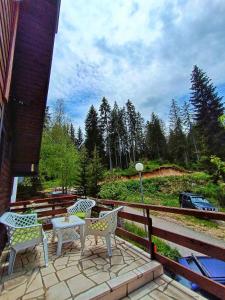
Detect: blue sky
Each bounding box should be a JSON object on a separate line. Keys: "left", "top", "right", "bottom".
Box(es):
{"left": 47, "top": 0, "right": 225, "bottom": 129}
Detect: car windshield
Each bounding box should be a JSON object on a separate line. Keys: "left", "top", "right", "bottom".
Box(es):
{"left": 191, "top": 197, "right": 208, "bottom": 203}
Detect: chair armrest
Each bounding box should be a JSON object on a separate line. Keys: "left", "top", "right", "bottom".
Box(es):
{"left": 99, "top": 211, "right": 110, "bottom": 218}
{"left": 11, "top": 223, "right": 42, "bottom": 229}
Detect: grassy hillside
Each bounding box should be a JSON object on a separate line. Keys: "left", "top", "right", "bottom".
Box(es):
{"left": 99, "top": 172, "right": 224, "bottom": 208}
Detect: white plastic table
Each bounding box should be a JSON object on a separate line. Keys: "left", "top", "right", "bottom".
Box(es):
{"left": 51, "top": 215, "right": 85, "bottom": 256}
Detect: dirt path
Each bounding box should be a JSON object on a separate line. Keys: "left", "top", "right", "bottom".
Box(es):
{"left": 124, "top": 207, "right": 225, "bottom": 257}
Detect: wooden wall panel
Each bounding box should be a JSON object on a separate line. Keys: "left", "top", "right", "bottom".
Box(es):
{"left": 0, "top": 0, "right": 19, "bottom": 103}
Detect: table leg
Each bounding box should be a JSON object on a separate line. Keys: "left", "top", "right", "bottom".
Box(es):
{"left": 80, "top": 224, "right": 85, "bottom": 253}
{"left": 56, "top": 231, "right": 63, "bottom": 256}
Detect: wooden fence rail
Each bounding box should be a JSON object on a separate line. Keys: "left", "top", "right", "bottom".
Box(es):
{"left": 9, "top": 195, "right": 225, "bottom": 298}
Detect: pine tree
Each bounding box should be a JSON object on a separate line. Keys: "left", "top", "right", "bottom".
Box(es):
{"left": 146, "top": 113, "right": 167, "bottom": 161}
{"left": 126, "top": 100, "right": 137, "bottom": 163}
{"left": 168, "top": 99, "right": 188, "bottom": 165}
{"left": 77, "top": 127, "right": 83, "bottom": 149}
{"left": 85, "top": 105, "right": 104, "bottom": 158}
{"left": 70, "top": 123, "right": 76, "bottom": 145}
{"left": 88, "top": 146, "right": 103, "bottom": 196}
{"left": 78, "top": 146, "right": 88, "bottom": 196}
{"left": 99, "top": 97, "right": 112, "bottom": 170}
{"left": 182, "top": 101, "right": 199, "bottom": 161}
{"left": 190, "top": 65, "right": 225, "bottom": 157}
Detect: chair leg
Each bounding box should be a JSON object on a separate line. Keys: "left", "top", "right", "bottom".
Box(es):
{"left": 114, "top": 233, "right": 117, "bottom": 247}
{"left": 81, "top": 235, "right": 86, "bottom": 256}
{"left": 56, "top": 233, "right": 63, "bottom": 256}
{"left": 8, "top": 249, "right": 16, "bottom": 275}
{"left": 105, "top": 235, "right": 112, "bottom": 257}
{"left": 43, "top": 238, "right": 49, "bottom": 267}
{"left": 94, "top": 235, "right": 98, "bottom": 245}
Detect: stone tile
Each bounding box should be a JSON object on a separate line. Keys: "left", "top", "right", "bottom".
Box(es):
{"left": 153, "top": 265, "right": 164, "bottom": 279}
{"left": 169, "top": 280, "right": 206, "bottom": 299}
{"left": 102, "top": 285, "right": 127, "bottom": 300}
{"left": 67, "top": 274, "right": 95, "bottom": 296}
{"left": 107, "top": 271, "right": 137, "bottom": 290}
{"left": 46, "top": 281, "right": 71, "bottom": 300}
{"left": 57, "top": 265, "right": 80, "bottom": 281}
{"left": 83, "top": 266, "right": 98, "bottom": 276}
{"left": 118, "top": 261, "right": 144, "bottom": 275}
{"left": 3, "top": 275, "right": 27, "bottom": 290}
{"left": 150, "top": 289, "right": 172, "bottom": 300}
{"left": 54, "top": 257, "right": 68, "bottom": 267}
{"left": 164, "top": 283, "right": 196, "bottom": 300}
{"left": 26, "top": 273, "right": 43, "bottom": 293}
{"left": 0, "top": 282, "right": 26, "bottom": 300}
{"left": 43, "top": 273, "right": 58, "bottom": 288}
{"left": 92, "top": 257, "right": 107, "bottom": 265}
{"left": 75, "top": 283, "right": 110, "bottom": 300}
{"left": 136, "top": 261, "right": 161, "bottom": 275}
{"left": 40, "top": 264, "right": 55, "bottom": 276}
{"left": 89, "top": 271, "right": 111, "bottom": 284}
{"left": 154, "top": 274, "right": 172, "bottom": 286}
{"left": 128, "top": 272, "right": 155, "bottom": 294}
{"left": 110, "top": 255, "right": 124, "bottom": 265}
{"left": 79, "top": 259, "right": 95, "bottom": 269}
{"left": 22, "top": 288, "right": 44, "bottom": 300}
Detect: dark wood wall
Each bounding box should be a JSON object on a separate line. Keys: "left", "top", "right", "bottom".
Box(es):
{"left": 0, "top": 0, "right": 19, "bottom": 104}
{"left": 0, "top": 0, "right": 19, "bottom": 252}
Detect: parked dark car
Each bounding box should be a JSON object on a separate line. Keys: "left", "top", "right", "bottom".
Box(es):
{"left": 177, "top": 255, "right": 225, "bottom": 295}
{"left": 179, "top": 192, "right": 218, "bottom": 211}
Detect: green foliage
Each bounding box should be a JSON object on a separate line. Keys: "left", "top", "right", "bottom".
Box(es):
{"left": 17, "top": 177, "right": 42, "bottom": 199}
{"left": 124, "top": 222, "right": 181, "bottom": 260}
{"left": 190, "top": 65, "right": 225, "bottom": 158}
{"left": 40, "top": 99, "right": 80, "bottom": 191}
{"left": 87, "top": 147, "right": 104, "bottom": 196}
{"left": 146, "top": 113, "right": 167, "bottom": 161}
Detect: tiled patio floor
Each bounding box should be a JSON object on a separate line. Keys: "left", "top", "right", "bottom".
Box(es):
{"left": 0, "top": 233, "right": 205, "bottom": 300}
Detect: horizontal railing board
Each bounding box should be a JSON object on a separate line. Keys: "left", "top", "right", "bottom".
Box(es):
{"left": 10, "top": 201, "right": 75, "bottom": 212}
{"left": 152, "top": 226, "right": 225, "bottom": 262}
{"left": 98, "top": 199, "right": 225, "bottom": 221}
{"left": 116, "top": 227, "right": 149, "bottom": 249}
{"left": 155, "top": 253, "right": 225, "bottom": 300}
{"left": 10, "top": 195, "right": 77, "bottom": 206}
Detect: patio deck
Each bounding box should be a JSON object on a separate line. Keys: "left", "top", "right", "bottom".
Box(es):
{"left": 0, "top": 233, "right": 205, "bottom": 300}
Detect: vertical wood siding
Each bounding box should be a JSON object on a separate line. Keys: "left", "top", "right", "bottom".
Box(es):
{"left": 0, "top": 0, "right": 19, "bottom": 104}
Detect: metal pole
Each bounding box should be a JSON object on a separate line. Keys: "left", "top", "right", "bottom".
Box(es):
{"left": 139, "top": 172, "right": 147, "bottom": 233}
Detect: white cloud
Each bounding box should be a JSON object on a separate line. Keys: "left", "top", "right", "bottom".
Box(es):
{"left": 48, "top": 0, "right": 225, "bottom": 129}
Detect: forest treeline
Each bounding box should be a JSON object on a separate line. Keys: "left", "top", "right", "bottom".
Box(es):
{"left": 70, "top": 65, "right": 225, "bottom": 168}
{"left": 28, "top": 65, "right": 224, "bottom": 197}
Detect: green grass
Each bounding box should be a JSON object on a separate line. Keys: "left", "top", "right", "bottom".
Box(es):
{"left": 123, "top": 222, "right": 181, "bottom": 261}
{"left": 183, "top": 216, "right": 218, "bottom": 228}
{"left": 42, "top": 179, "right": 61, "bottom": 191}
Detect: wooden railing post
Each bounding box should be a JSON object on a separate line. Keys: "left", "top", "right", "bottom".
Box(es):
{"left": 146, "top": 208, "right": 154, "bottom": 260}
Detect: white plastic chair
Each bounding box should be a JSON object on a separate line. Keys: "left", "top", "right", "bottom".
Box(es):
{"left": 67, "top": 199, "right": 96, "bottom": 219}
{"left": 0, "top": 212, "right": 48, "bottom": 274}
{"left": 82, "top": 206, "right": 124, "bottom": 257}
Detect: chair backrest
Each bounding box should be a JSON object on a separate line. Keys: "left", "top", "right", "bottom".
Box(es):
{"left": 67, "top": 199, "right": 96, "bottom": 215}
{"left": 87, "top": 206, "right": 124, "bottom": 235}
{"left": 0, "top": 212, "right": 42, "bottom": 246}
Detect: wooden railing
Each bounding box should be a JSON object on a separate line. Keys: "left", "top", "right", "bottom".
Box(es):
{"left": 95, "top": 198, "right": 225, "bottom": 299}
{"left": 9, "top": 195, "right": 225, "bottom": 298}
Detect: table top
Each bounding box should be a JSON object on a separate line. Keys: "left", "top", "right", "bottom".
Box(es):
{"left": 51, "top": 215, "right": 85, "bottom": 229}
